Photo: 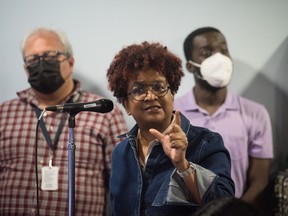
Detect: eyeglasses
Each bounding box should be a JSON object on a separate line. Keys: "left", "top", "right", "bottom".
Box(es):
{"left": 127, "top": 82, "right": 170, "bottom": 101}
{"left": 24, "top": 50, "right": 69, "bottom": 67}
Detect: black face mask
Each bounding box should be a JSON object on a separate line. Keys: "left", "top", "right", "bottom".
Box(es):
{"left": 27, "top": 60, "right": 65, "bottom": 94}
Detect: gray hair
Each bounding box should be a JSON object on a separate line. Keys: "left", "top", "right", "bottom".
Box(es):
{"left": 20, "top": 27, "right": 73, "bottom": 57}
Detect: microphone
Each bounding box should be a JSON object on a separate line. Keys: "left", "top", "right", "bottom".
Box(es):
{"left": 45, "top": 99, "right": 114, "bottom": 114}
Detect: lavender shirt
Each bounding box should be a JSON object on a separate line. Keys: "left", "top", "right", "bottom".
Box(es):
{"left": 174, "top": 90, "right": 273, "bottom": 197}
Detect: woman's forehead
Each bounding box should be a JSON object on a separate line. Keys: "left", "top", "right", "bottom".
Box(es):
{"left": 127, "top": 69, "right": 166, "bottom": 84}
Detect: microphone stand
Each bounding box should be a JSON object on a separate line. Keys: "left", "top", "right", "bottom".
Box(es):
{"left": 44, "top": 99, "right": 114, "bottom": 216}
{"left": 68, "top": 113, "right": 77, "bottom": 216}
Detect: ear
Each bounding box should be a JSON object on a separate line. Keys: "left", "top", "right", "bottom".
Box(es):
{"left": 64, "top": 56, "right": 75, "bottom": 78}
{"left": 24, "top": 64, "right": 29, "bottom": 77}
{"left": 68, "top": 56, "right": 75, "bottom": 67}
{"left": 171, "top": 92, "right": 174, "bottom": 101}
{"left": 123, "top": 100, "right": 132, "bottom": 115}
{"left": 68, "top": 56, "right": 75, "bottom": 68}
{"left": 186, "top": 61, "right": 195, "bottom": 74}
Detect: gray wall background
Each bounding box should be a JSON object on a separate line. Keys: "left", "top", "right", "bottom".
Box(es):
{"left": 0, "top": 0, "right": 287, "bottom": 172}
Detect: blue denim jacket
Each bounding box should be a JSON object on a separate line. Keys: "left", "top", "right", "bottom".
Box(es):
{"left": 110, "top": 113, "right": 234, "bottom": 216}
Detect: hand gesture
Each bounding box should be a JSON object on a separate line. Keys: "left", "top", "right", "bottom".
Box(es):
{"left": 149, "top": 110, "right": 188, "bottom": 168}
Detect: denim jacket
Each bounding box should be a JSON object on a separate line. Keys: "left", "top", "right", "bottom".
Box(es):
{"left": 110, "top": 113, "right": 234, "bottom": 216}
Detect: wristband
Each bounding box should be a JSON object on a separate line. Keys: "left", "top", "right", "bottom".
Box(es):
{"left": 177, "top": 162, "right": 196, "bottom": 178}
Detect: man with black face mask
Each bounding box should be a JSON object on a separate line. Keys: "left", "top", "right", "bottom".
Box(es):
{"left": 26, "top": 52, "right": 66, "bottom": 94}
{"left": 0, "top": 27, "right": 128, "bottom": 215}
{"left": 174, "top": 27, "right": 273, "bottom": 214}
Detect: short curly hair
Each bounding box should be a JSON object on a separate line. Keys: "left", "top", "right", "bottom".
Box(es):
{"left": 107, "top": 41, "right": 184, "bottom": 104}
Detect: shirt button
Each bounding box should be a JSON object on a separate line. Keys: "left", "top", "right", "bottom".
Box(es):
{"left": 88, "top": 170, "right": 93, "bottom": 176}
{"left": 31, "top": 208, "right": 36, "bottom": 213}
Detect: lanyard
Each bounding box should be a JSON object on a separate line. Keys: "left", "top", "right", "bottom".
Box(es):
{"left": 34, "top": 107, "right": 68, "bottom": 151}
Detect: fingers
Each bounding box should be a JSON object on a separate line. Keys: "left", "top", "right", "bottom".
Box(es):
{"left": 149, "top": 111, "right": 184, "bottom": 145}
{"left": 170, "top": 110, "right": 182, "bottom": 134}
{"left": 174, "top": 110, "right": 181, "bottom": 127}
{"left": 170, "top": 140, "right": 180, "bottom": 149}
{"left": 149, "top": 111, "right": 183, "bottom": 142}
{"left": 170, "top": 133, "right": 188, "bottom": 149}
{"left": 149, "top": 128, "right": 165, "bottom": 142}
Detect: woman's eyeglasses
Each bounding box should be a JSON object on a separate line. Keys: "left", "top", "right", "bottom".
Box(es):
{"left": 127, "top": 82, "right": 170, "bottom": 101}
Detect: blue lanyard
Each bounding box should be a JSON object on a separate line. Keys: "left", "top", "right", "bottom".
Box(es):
{"left": 34, "top": 107, "right": 68, "bottom": 151}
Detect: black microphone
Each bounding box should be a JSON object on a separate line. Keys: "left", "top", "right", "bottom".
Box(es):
{"left": 45, "top": 99, "right": 114, "bottom": 114}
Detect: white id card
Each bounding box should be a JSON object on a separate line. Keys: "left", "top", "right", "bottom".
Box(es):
{"left": 41, "top": 166, "right": 59, "bottom": 191}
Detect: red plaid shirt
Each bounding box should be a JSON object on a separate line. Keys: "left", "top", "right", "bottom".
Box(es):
{"left": 0, "top": 80, "right": 128, "bottom": 215}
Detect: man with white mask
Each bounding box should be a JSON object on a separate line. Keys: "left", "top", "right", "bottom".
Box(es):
{"left": 174, "top": 27, "right": 273, "bottom": 213}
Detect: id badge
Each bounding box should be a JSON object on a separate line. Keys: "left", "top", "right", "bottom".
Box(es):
{"left": 41, "top": 166, "right": 59, "bottom": 191}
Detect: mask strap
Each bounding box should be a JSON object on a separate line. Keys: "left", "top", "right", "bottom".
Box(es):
{"left": 188, "top": 60, "right": 201, "bottom": 68}
{"left": 188, "top": 60, "right": 205, "bottom": 81}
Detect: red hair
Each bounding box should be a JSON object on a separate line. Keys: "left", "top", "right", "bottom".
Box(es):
{"left": 107, "top": 41, "right": 184, "bottom": 104}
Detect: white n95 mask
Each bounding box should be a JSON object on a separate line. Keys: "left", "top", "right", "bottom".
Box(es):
{"left": 189, "top": 52, "right": 233, "bottom": 88}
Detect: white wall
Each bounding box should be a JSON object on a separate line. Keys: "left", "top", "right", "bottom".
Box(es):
{"left": 1, "top": 0, "right": 288, "bottom": 170}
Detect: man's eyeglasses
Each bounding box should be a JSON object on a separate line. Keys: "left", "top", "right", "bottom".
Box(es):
{"left": 24, "top": 50, "right": 69, "bottom": 67}
{"left": 127, "top": 82, "right": 170, "bottom": 101}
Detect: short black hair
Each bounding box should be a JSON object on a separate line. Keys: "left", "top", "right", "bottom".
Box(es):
{"left": 183, "top": 27, "right": 221, "bottom": 61}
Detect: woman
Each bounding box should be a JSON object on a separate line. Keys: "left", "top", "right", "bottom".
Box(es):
{"left": 106, "top": 41, "right": 234, "bottom": 216}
